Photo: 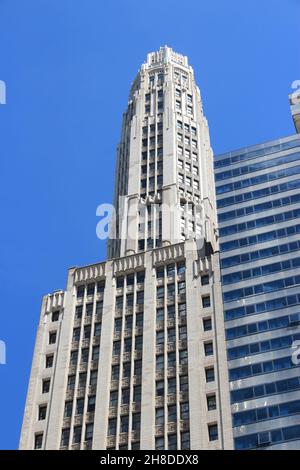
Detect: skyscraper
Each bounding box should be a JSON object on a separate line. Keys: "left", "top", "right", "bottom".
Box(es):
{"left": 215, "top": 129, "right": 300, "bottom": 449}
{"left": 20, "top": 47, "right": 233, "bottom": 450}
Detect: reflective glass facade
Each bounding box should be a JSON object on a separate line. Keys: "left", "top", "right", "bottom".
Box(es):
{"left": 215, "top": 134, "right": 300, "bottom": 450}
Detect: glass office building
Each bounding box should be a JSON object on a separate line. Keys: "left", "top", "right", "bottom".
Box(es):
{"left": 215, "top": 133, "right": 300, "bottom": 449}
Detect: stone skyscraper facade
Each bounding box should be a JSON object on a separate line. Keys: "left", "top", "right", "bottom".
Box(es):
{"left": 20, "top": 47, "right": 233, "bottom": 450}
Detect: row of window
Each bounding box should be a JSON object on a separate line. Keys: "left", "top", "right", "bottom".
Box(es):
{"left": 229, "top": 355, "right": 298, "bottom": 381}
{"left": 219, "top": 192, "right": 300, "bottom": 223}
{"left": 226, "top": 313, "right": 300, "bottom": 340}
{"left": 225, "top": 293, "right": 300, "bottom": 321}
{"left": 75, "top": 302, "right": 103, "bottom": 320}
{"left": 67, "top": 370, "right": 98, "bottom": 391}
{"left": 220, "top": 208, "right": 300, "bottom": 238}
{"left": 142, "top": 122, "right": 163, "bottom": 135}
{"left": 234, "top": 424, "right": 300, "bottom": 450}
{"left": 215, "top": 151, "right": 300, "bottom": 182}
{"left": 116, "top": 271, "right": 145, "bottom": 288}
{"left": 142, "top": 147, "right": 163, "bottom": 162}
{"left": 156, "top": 302, "right": 187, "bottom": 322}
{"left": 216, "top": 163, "right": 300, "bottom": 195}
{"left": 231, "top": 376, "right": 300, "bottom": 403}
{"left": 223, "top": 274, "right": 300, "bottom": 303}
{"left": 227, "top": 332, "right": 300, "bottom": 361}
{"left": 221, "top": 239, "right": 300, "bottom": 269}
{"left": 217, "top": 178, "right": 300, "bottom": 209}
{"left": 72, "top": 323, "right": 101, "bottom": 342}
{"left": 214, "top": 138, "right": 300, "bottom": 169}
{"left": 176, "top": 120, "right": 197, "bottom": 136}
{"left": 77, "top": 281, "right": 105, "bottom": 298}
{"left": 222, "top": 256, "right": 300, "bottom": 285}
{"left": 220, "top": 222, "right": 300, "bottom": 252}
{"left": 233, "top": 399, "right": 300, "bottom": 427}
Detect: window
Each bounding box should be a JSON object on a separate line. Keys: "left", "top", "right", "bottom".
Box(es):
{"left": 92, "top": 346, "right": 99, "bottom": 361}
{"left": 156, "top": 265, "right": 164, "bottom": 281}
{"left": 120, "top": 415, "right": 129, "bottom": 432}
{"left": 70, "top": 350, "right": 78, "bottom": 366}
{"left": 34, "top": 433, "right": 43, "bottom": 450}
{"left": 77, "top": 285, "right": 85, "bottom": 298}
{"left": 180, "top": 375, "right": 189, "bottom": 393}
{"left": 132, "top": 413, "right": 141, "bottom": 431}
{"left": 111, "top": 365, "right": 119, "bottom": 381}
{"left": 122, "top": 388, "right": 130, "bottom": 405}
{"left": 155, "top": 436, "right": 164, "bottom": 450}
{"left": 114, "top": 318, "right": 122, "bottom": 333}
{"left": 124, "top": 338, "right": 132, "bottom": 354}
{"left": 156, "top": 330, "right": 164, "bottom": 345}
{"left": 94, "top": 323, "right": 101, "bottom": 337}
{"left": 127, "top": 293, "right": 134, "bottom": 307}
{"left": 168, "top": 328, "right": 176, "bottom": 343}
{"left": 73, "top": 328, "right": 80, "bottom": 342}
{"left": 133, "top": 385, "right": 141, "bottom": 402}
{"left": 51, "top": 311, "right": 59, "bottom": 322}
{"left": 156, "top": 354, "right": 164, "bottom": 370}
{"left": 156, "top": 380, "right": 164, "bottom": 396}
{"left": 110, "top": 390, "right": 118, "bottom": 407}
{"left": 168, "top": 405, "right": 177, "bottom": 423}
{"left": 86, "top": 303, "right": 93, "bottom": 317}
{"left": 168, "top": 377, "right": 176, "bottom": 395}
{"left": 201, "top": 274, "right": 209, "bottom": 286}
{"left": 84, "top": 325, "right": 91, "bottom": 339}
{"left": 125, "top": 315, "right": 133, "bottom": 331}
{"left": 135, "top": 335, "right": 143, "bottom": 351}
{"left": 73, "top": 426, "right": 82, "bottom": 444}
{"left": 179, "top": 325, "right": 187, "bottom": 340}
{"left": 202, "top": 296, "right": 211, "bottom": 308}
{"left": 79, "top": 372, "right": 87, "bottom": 388}
{"left": 123, "top": 362, "right": 131, "bottom": 378}
{"left": 168, "top": 434, "right": 177, "bottom": 450}
{"left": 42, "top": 379, "right": 50, "bottom": 394}
{"left": 205, "top": 367, "right": 215, "bottom": 383}
{"left": 67, "top": 375, "right": 76, "bottom": 390}
{"left": 208, "top": 423, "right": 218, "bottom": 441}
{"left": 97, "top": 280, "right": 105, "bottom": 293}
{"left": 167, "top": 305, "right": 175, "bottom": 320}
{"left": 38, "top": 405, "right": 47, "bottom": 420}
{"left": 87, "top": 396, "right": 96, "bottom": 412}
{"left": 76, "top": 398, "right": 84, "bottom": 415}
{"left": 90, "top": 370, "right": 98, "bottom": 386}
{"left": 85, "top": 423, "right": 94, "bottom": 441}
{"left": 108, "top": 418, "right": 117, "bottom": 436}
{"left": 96, "top": 302, "right": 103, "bottom": 317}
{"left": 116, "top": 276, "right": 124, "bottom": 288}
{"left": 75, "top": 306, "right": 83, "bottom": 319}
{"left": 46, "top": 354, "right": 54, "bottom": 368}
{"left": 181, "top": 431, "right": 190, "bottom": 450}
{"left": 81, "top": 348, "right": 89, "bottom": 363}
{"left": 180, "top": 402, "right": 189, "bottom": 420}
{"left": 64, "top": 401, "right": 73, "bottom": 418}
{"left": 179, "top": 349, "right": 188, "bottom": 365}
{"left": 168, "top": 351, "right": 176, "bottom": 368}
{"left": 136, "top": 291, "right": 144, "bottom": 305}
{"left": 136, "top": 313, "right": 143, "bottom": 327}
{"left": 203, "top": 318, "right": 212, "bottom": 331}
{"left": 204, "top": 342, "right": 214, "bottom": 356}
{"left": 207, "top": 395, "right": 217, "bottom": 411}
{"left": 156, "top": 407, "right": 164, "bottom": 425}
{"left": 157, "top": 286, "right": 164, "bottom": 299}
{"left": 134, "top": 359, "right": 142, "bottom": 376}
{"left": 61, "top": 429, "right": 70, "bottom": 447}
{"left": 87, "top": 283, "right": 95, "bottom": 296}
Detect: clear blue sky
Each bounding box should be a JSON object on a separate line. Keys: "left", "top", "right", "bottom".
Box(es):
{"left": 0, "top": 0, "right": 299, "bottom": 449}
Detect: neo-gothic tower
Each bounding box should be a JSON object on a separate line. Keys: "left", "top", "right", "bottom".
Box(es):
{"left": 108, "top": 46, "right": 217, "bottom": 259}
{"left": 20, "top": 47, "right": 233, "bottom": 451}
